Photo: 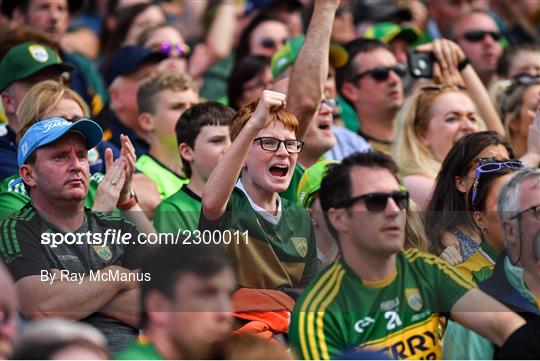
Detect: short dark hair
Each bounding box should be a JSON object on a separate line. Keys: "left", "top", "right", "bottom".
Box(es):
{"left": 175, "top": 102, "right": 234, "bottom": 178}
{"left": 140, "top": 243, "right": 234, "bottom": 328}
{"left": 336, "top": 38, "right": 390, "bottom": 92}
{"left": 227, "top": 55, "right": 270, "bottom": 110}
{"left": 319, "top": 151, "right": 400, "bottom": 240}
{"left": 467, "top": 166, "right": 516, "bottom": 214}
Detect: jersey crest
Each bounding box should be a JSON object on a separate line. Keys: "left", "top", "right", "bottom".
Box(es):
{"left": 405, "top": 288, "right": 423, "bottom": 311}
{"left": 291, "top": 237, "right": 308, "bottom": 257}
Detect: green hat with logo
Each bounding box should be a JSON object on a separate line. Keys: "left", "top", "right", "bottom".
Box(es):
{"left": 297, "top": 160, "right": 338, "bottom": 208}
{"left": 0, "top": 42, "right": 74, "bottom": 92}
{"left": 271, "top": 36, "right": 349, "bottom": 79}
{"left": 362, "top": 22, "right": 422, "bottom": 44}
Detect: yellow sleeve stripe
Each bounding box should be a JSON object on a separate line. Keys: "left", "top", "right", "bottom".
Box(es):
{"left": 299, "top": 262, "right": 346, "bottom": 360}
{"left": 423, "top": 257, "right": 476, "bottom": 289}
{"left": 298, "top": 263, "right": 340, "bottom": 360}
{"left": 306, "top": 265, "right": 345, "bottom": 360}
{"left": 405, "top": 249, "right": 475, "bottom": 289}
{"left": 317, "top": 268, "right": 347, "bottom": 360}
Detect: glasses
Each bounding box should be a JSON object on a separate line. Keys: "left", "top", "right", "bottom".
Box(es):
{"left": 471, "top": 160, "right": 524, "bottom": 204}
{"left": 254, "top": 137, "right": 304, "bottom": 154}
{"left": 509, "top": 204, "right": 540, "bottom": 220}
{"left": 260, "top": 37, "right": 288, "bottom": 50}
{"left": 462, "top": 30, "right": 502, "bottom": 42}
{"left": 151, "top": 42, "right": 190, "bottom": 58}
{"left": 336, "top": 190, "right": 409, "bottom": 212}
{"left": 352, "top": 64, "right": 407, "bottom": 83}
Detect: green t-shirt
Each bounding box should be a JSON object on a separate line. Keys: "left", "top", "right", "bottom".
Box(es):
{"left": 289, "top": 249, "right": 475, "bottom": 360}
{"left": 279, "top": 163, "right": 305, "bottom": 203}
{"left": 114, "top": 337, "right": 163, "bottom": 360}
{"left": 154, "top": 186, "right": 201, "bottom": 233}
{"left": 0, "top": 173, "right": 102, "bottom": 222}
{"left": 135, "top": 154, "right": 189, "bottom": 200}
{"left": 199, "top": 186, "right": 317, "bottom": 290}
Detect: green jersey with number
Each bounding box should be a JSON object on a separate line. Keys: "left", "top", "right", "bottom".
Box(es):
{"left": 0, "top": 173, "right": 103, "bottom": 222}
{"left": 154, "top": 186, "right": 201, "bottom": 233}
{"left": 290, "top": 249, "right": 474, "bottom": 360}
{"left": 199, "top": 187, "right": 318, "bottom": 290}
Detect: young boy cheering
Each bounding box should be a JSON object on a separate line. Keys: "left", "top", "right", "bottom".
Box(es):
{"left": 200, "top": 91, "right": 317, "bottom": 293}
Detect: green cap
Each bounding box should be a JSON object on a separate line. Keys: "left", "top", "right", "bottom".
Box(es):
{"left": 297, "top": 160, "right": 338, "bottom": 208}
{"left": 271, "top": 36, "right": 349, "bottom": 79}
{"left": 362, "top": 22, "right": 422, "bottom": 44}
{"left": 0, "top": 42, "right": 74, "bottom": 92}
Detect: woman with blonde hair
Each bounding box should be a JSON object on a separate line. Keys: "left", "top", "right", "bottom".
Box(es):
{"left": 392, "top": 39, "right": 505, "bottom": 208}
{"left": 16, "top": 80, "right": 120, "bottom": 175}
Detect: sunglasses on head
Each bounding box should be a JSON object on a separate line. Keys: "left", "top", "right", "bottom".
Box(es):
{"left": 151, "top": 42, "right": 190, "bottom": 58}
{"left": 512, "top": 73, "right": 540, "bottom": 86}
{"left": 352, "top": 64, "right": 407, "bottom": 83}
{"left": 337, "top": 190, "right": 409, "bottom": 212}
{"left": 260, "top": 37, "right": 288, "bottom": 50}
{"left": 462, "top": 30, "right": 501, "bottom": 42}
{"left": 471, "top": 160, "right": 524, "bottom": 205}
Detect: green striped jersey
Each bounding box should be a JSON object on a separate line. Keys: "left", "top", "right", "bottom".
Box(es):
{"left": 290, "top": 249, "right": 475, "bottom": 360}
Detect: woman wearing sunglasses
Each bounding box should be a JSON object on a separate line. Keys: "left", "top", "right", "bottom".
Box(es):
{"left": 457, "top": 162, "right": 522, "bottom": 283}
{"left": 499, "top": 75, "right": 540, "bottom": 164}
{"left": 425, "top": 131, "right": 515, "bottom": 264}
{"left": 393, "top": 39, "right": 505, "bottom": 209}
{"left": 235, "top": 12, "right": 289, "bottom": 67}
{"left": 137, "top": 23, "right": 191, "bottom": 75}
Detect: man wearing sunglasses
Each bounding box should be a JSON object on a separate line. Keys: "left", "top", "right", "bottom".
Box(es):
{"left": 452, "top": 8, "right": 502, "bottom": 88}
{"left": 444, "top": 168, "right": 540, "bottom": 359}
{"left": 290, "top": 151, "right": 525, "bottom": 360}
{"left": 338, "top": 40, "right": 405, "bottom": 155}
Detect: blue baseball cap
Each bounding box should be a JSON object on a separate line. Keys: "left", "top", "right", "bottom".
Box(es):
{"left": 18, "top": 117, "right": 103, "bottom": 166}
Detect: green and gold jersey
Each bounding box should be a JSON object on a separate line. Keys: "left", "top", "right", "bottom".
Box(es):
{"left": 457, "top": 241, "right": 499, "bottom": 283}
{"left": 199, "top": 187, "right": 318, "bottom": 290}
{"left": 290, "top": 249, "right": 475, "bottom": 360}
{"left": 135, "top": 154, "right": 189, "bottom": 200}
{"left": 154, "top": 186, "right": 201, "bottom": 233}
{"left": 0, "top": 173, "right": 103, "bottom": 222}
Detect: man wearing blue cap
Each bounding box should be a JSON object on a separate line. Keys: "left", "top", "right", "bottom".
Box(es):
{"left": 0, "top": 117, "right": 145, "bottom": 353}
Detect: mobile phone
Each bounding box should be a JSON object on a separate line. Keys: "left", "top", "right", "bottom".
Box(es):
{"left": 407, "top": 50, "right": 435, "bottom": 78}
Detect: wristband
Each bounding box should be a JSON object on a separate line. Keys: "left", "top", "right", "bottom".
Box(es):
{"left": 117, "top": 189, "right": 138, "bottom": 210}
{"left": 458, "top": 58, "right": 470, "bottom": 71}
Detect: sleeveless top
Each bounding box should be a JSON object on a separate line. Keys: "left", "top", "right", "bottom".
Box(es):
{"left": 450, "top": 228, "right": 480, "bottom": 261}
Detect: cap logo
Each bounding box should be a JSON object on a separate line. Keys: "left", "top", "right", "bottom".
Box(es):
{"left": 21, "top": 141, "right": 29, "bottom": 157}
{"left": 28, "top": 45, "right": 49, "bottom": 63}
{"left": 43, "top": 119, "right": 71, "bottom": 133}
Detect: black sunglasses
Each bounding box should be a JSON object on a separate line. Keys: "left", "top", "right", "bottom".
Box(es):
{"left": 260, "top": 37, "right": 288, "bottom": 50}
{"left": 336, "top": 190, "right": 409, "bottom": 212}
{"left": 463, "top": 30, "right": 501, "bottom": 42}
{"left": 352, "top": 64, "right": 407, "bottom": 83}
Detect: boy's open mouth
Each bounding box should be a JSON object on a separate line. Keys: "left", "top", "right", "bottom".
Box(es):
{"left": 269, "top": 164, "right": 289, "bottom": 177}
